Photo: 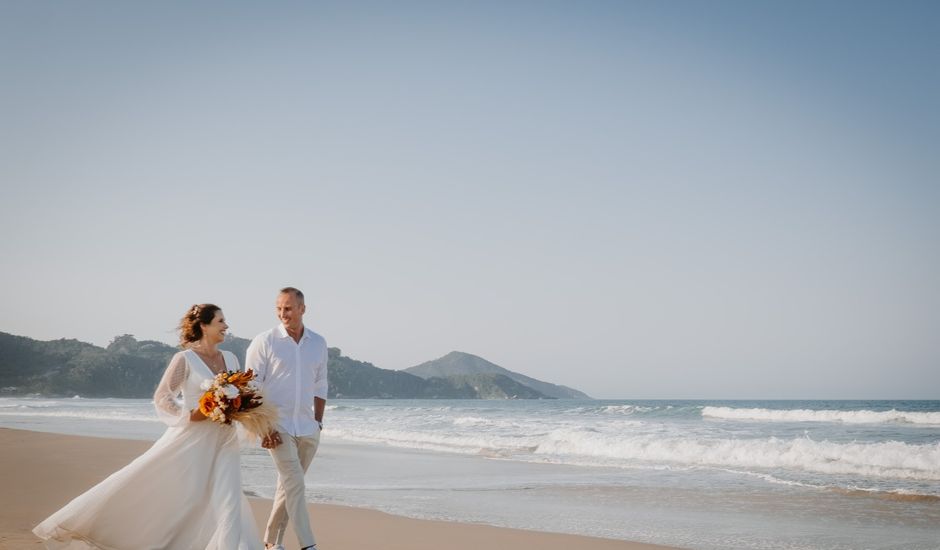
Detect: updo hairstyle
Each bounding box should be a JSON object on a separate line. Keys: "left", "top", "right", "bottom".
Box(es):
{"left": 178, "top": 303, "right": 221, "bottom": 347}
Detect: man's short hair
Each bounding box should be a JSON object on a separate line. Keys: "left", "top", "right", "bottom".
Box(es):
{"left": 279, "top": 287, "right": 305, "bottom": 303}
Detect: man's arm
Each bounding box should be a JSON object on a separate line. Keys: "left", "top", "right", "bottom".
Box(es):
{"left": 313, "top": 342, "right": 328, "bottom": 430}
{"left": 246, "top": 334, "right": 281, "bottom": 448}
{"left": 244, "top": 334, "right": 267, "bottom": 383}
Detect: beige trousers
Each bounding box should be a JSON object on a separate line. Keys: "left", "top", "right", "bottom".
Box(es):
{"left": 265, "top": 429, "right": 320, "bottom": 548}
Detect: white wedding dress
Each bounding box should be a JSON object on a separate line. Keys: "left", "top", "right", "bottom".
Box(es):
{"left": 34, "top": 349, "right": 263, "bottom": 550}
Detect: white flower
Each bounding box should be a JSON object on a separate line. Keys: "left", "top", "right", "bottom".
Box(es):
{"left": 246, "top": 380, "right": 261, "bottom": 393}
{"left": 221, "top": 384, "right": 240, "bottom": 399}
{"left": 200, "top": 380, "right": 213, "bottom": 391}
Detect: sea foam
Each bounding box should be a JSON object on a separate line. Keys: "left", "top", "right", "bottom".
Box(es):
{"left": 0, "top": 408, "right": 158, "bottom": 423}
{"left": 702, "top": 406, "right": 940, "bottom": 425}
{"left": 532, "top": 429, "right": 940, "bottom": 481}
{"left": 330, "top": 421, "right": 940, "bottom": 482}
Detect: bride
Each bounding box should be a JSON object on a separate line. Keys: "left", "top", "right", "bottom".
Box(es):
{"left": 34, "top": 304, "right": 264, "bottom": 549}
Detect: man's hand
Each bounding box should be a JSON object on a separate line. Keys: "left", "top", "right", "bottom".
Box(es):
{"left": 261, "top": 430, "right": 282, "bottom": 449}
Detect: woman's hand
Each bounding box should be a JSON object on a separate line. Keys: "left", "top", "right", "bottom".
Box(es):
{"left": 189, "top": 409, "right": 208, "bottom": 422}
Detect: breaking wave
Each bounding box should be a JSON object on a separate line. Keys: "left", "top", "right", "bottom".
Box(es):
{"left": 702, "top": 406, "right": 940, "bottom": 425}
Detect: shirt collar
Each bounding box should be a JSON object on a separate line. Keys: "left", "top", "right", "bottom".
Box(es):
{"left": 276, "top": 323, "right": 309, "bottom": 341}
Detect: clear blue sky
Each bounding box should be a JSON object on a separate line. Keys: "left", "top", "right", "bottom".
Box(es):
{"left": 2, "top": 1, "right": 938, "bottom": 399}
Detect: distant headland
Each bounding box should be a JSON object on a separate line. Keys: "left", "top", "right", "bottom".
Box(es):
{"left": 0, "top": 332, "right": 590, "bottom": 400}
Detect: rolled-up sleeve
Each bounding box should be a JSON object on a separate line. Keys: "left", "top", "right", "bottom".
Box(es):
{"left": 313, "top": 343, "right": 328, "bottom": 400}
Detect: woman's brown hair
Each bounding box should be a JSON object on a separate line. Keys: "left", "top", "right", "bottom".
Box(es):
{"left": 177, "top": 303, "right": 221, "bottom": 347}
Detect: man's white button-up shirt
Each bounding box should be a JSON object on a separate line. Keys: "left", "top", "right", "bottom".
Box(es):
{"left": 245, "top": 324, "right": 329, "bottom": 437}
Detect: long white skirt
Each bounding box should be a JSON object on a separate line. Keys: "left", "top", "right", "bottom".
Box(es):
{"left": 33, "top": 421, "right": 262, "bottom": 550}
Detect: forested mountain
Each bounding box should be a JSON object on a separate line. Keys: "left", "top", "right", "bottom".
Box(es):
{"left": 0, "top": 332, "right": 590, "bottom": 400}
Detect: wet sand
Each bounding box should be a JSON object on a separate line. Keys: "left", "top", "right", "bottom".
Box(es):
{"left": 1, "top": 427, "right": 680, "bottom": 549}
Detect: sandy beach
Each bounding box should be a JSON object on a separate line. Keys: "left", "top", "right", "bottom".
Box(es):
{"left": 0, "top": 427, "right": 679, "bottom": 550}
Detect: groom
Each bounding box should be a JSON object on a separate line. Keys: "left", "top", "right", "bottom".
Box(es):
{"left": 246, "top": 287, "right": 329, "bottom": 550}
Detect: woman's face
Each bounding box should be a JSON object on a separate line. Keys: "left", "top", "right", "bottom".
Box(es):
{"left": 201, "top": 310, "right": 228, "bottom": 345}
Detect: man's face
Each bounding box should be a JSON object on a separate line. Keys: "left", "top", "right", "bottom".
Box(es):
{"left": 276, "top": 292, "right": 306, "bottom": 332}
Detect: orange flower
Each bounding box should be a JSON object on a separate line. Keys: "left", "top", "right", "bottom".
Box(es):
{"left": 199, "top": 392, "right": 218, "bottom": 416}
{"left": 227, "top": 371, "right": 252, "bottom": 387}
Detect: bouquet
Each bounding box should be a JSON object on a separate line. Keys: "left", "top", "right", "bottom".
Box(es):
{"left": 198, "top": 369, "right": 278, "bottom": 440}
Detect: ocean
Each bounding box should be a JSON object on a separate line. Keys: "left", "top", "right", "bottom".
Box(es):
{"left": 2, "top": 397, "right": 938, "bottom": 550}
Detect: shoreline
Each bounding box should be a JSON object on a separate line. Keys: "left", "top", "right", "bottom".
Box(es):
{"left": 1, "top": 427, "right": 681, "bottom": 549}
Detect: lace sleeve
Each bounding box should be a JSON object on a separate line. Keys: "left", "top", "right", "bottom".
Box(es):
{"left": 153, "top": 352, "right": 190, "bottom": 426}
